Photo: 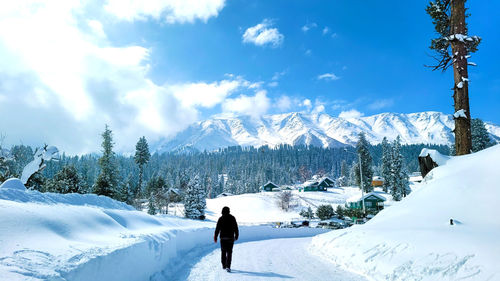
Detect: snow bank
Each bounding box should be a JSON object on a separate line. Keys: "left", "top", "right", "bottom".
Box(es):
{"left": 311, "top": 144, "right": 500, "bottom": 280}
{"left": 0, "top": 186, "right": 328, "bottom": 281}
{"left": 0, "top": 178, "right": 27, "bottom": 191}
{"left": 0, "top": 187, "right": 133, "bottom": 210}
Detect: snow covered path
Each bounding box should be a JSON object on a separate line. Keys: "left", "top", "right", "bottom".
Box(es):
{"left": 174, "top": 237, "right": 367, "bottom": 281}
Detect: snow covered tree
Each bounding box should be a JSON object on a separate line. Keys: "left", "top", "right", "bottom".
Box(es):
{"left": 316, "top": 204, "right": 334, "bottom": 220}
{"left": 93, "top": 125, "right": 119, "bottom": 199}
{"left": 471, "top": 118, "right": 492, "bottom": 152}
{"left": 134, "top": 136, "right": 150, "bottom": 197}
{"left": 426, "top": 0, "right": 481, "bottom": 155}
{"left": 277, "top": 191, "right": 293, "bottom": 211}
{"left": 381, "top": 137, "right": 392, "bottom": 193}
{"left": 43, "top": 165, "right": 84, "bottom": 194}
{"left": 389, "top": 136, "right": 409, "bottom": 201}
{"left": 336, "top": 160, "right": 349, "bottom": 187}
{"left": 356, "top": 132, "right": 373, "bottom": 193}
{"left": 0, "top": 146, "right": 11, "bottom": 184}
{"left": 184, "top": 174, "right": 206, "bottom": 220}
{"left": 300, "top": 206, "right": 314, "bottom": 219}
{"left": 348, "top": 161, "right": 357, "bottom": 186}
{"left": 147, "top": 193, "right": 157, "bottom": 215}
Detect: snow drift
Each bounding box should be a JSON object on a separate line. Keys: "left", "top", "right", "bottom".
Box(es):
{"left": 311, "top": 144, "right": 500, "bottom": 280}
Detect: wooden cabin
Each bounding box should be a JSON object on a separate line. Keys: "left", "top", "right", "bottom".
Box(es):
{"left": 261, "top": 182, "right": 280, "bottom": 192}
{"left": 372, "top": 176, "right": 384, "bottom": 187}
{"left": 349, "top": 192, "right": 386, "bottom": 211}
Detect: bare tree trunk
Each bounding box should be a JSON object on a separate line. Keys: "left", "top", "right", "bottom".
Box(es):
{"left": 450, "top": 0, "right": 472, "bottom": 155}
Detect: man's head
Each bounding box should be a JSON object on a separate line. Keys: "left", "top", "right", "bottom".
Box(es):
{"left": 222, "top": 206, "right": 230, "bottom": 215}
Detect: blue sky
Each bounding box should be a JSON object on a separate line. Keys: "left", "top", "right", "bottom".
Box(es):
{"left": 0, "top": 0, "right": 498, "bottom": 153}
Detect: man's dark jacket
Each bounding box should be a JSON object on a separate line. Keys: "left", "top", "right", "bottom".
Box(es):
{"left": 214, "top": 214, "right": 239, "bottom": 240}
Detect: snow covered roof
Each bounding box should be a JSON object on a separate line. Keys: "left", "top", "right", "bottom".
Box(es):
{"left": 216, "top": 192, "right": 233, "bottom": 198}
{"left": 348, "top": 192, "right": 387, "bottom": 202}
{"left": 262, "top": 181, "right": 279, "bottom": 188}
{"left": 302, "top": 180, "right": 319, "bottom": 187}
{"left": 372, "top": 176, "right": 384, "bottom": 181}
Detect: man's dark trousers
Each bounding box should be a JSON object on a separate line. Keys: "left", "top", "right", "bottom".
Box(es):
{"left": 220, "top": 238, "right": 234, "bottom": 269}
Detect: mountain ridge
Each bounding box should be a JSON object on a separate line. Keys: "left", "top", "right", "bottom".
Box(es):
{"left": 154, "top": 111, "right": 500, "bottom": 153}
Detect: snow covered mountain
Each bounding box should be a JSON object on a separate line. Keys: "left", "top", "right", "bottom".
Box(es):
{"left": 155, "top": 111, "right": 500, "bottom": 153}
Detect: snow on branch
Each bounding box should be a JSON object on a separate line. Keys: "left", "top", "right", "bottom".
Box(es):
{"left": 21, "top": 145, "right": 59, "bottom": 184}
{"left": 453, "top": 109, "right": 467, "bottom": 119}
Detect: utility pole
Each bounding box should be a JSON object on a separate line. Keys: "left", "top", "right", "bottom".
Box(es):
{"left": 344, "top": 149, "right": 366, "bottom": 215}
{"left": 358, "top": 153, "right": 366, "bottom": 214}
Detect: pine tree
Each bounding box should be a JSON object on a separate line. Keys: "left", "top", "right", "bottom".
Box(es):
{"left": 44, "top": 165, "right": 84, "bottom": 193}
{"left": 389, "top": 136, "right": 409, "bottom": 201}
{"left": 134, "top": 136, "right": 150, "bottom": 197}
{"left": 471, "top": 118, "right": 492, "bottom": 152}
{"left": 356, "top": 132, "right": 373, "bottom": 193}
{"left": 93, "top": 125, "right": 119, "bottom": 199}
{"left": 336, "top": 160, "right": 348, "bottom": 187}
{"left": 184, "top": 174, "right": 206, "bottom": 220}
{"left": 381, "top": 137, "right": 392, "bottom": 193}
{"left": 316, "top": 204, "right": 334, "bottom": 220}
{"left": 0, "top": 147, "right": 11, "bottom": 184}
{"left": 147, "top": 193, "right": 157, "bottom": 215}
{"left": 426, "top": 0, "right": 481, "bottom": 155}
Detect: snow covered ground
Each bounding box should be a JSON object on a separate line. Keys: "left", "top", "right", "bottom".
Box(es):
{"left": 205, "top": 185, "right": 402, "bottom": 225}
{"left": 205, "top": 187, "right": 367, "bottom": 224}
{"left": 0, "top": 179, "right": 330, "bottom": 281}
{"left": 178, "top": 237, "right": 367, "bottom": 281}
{"left": 311, "top": 144, "right": 500, "bottom": 281}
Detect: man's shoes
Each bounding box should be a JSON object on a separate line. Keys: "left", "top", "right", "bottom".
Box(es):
{"left": 222, "top": 266, "right": 226, "bottom": 270}
{"left": 226, "top": 268, "right": 231, "bottom": 273}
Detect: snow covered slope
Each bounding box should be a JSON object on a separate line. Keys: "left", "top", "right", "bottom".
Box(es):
{"left": 311, "top": 144, "right": 500, "bottom": 281}
{"left": 205, "top": 187, "right": 366, "bottom": 224}
{"left": 154, "top": 111, "right": 500, "bottom": 153}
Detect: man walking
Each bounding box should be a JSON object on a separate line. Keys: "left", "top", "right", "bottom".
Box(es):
{"left": 214, "top": 206, "right": 239, "bottom": 272}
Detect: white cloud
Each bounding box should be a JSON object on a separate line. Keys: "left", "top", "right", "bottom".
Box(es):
{"left": 331, "top": 32, "right": 338, "bottom": 38}
{"left": 87, "top": 20, "right": 106, "bottom": 38}
{"left": 317, "top": 73, "right": 340, "bottom": 81}
{"left": 339, "top": 109, "right": 364, "bottom": 119}
{"left": 305, "top": 49, "right": 312, "bottom": 56}
{"left": 104, "top": 0, "right": 226, "bottom": 23}
{"left": 322, "top": 26, "right": 330, "bottom": 35}
{"left": 272, "top": 70, "right": 287, "bottom": 81}
{"left": 301, "top": 99, "right": 312, "bottom": 110}
{"left": 242, "top": 19, "right": 284, "bottom": 48}
{"left": 0, "top": 0, "right": 229, "bottom": 154}
{"left": 301, "top": 22, "right": 317, "bottom": 33}
{"left": 276, "top": 96, "right": 292, "bottom": 111}
{"left": 268, "top": 81, "right": 278, "bottom": 87}
{"left": 170, "top": 80, "right": 241, "bottom": 108}
{"left": 368, "top": 99, "right": 394, "bottom": 110}
{"left": 222, "top": 90, "right": 270, "bottom": 119}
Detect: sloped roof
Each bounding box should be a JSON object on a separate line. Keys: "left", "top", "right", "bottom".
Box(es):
{"left": 360, "top": 192, "right": 387, "bottom": 201}
{"left": 262, "top": 181, "right": 279, "bottom": 188}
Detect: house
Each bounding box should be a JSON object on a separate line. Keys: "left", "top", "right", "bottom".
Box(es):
{"left": 318, "top": 177, "right": 335, "bottom": 188}
{"left": 261, "top": 181, "right": 280, "bottom": 192}
{"left": 216, "top": 192, "right": 233, "bottom": 198}
{"left": 349, "top": 192, "right": 386, "bottom": 211}
{"left": 372, "top": 176, "right": 384, "bottom": 187}
{"left": 299, "top": 180, "right": 327, "bottom": 192}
